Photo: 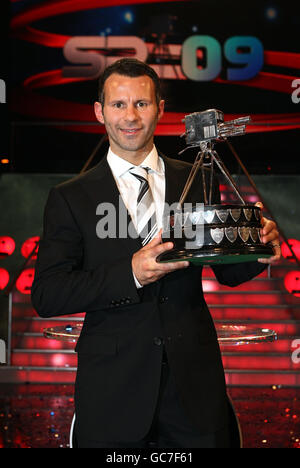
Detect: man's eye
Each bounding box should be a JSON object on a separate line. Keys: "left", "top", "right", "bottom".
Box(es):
{"left": 113, "top": 102, "right": 124, "bottom": 108}
{"left": 137, "top": 102, "right": 147, "bottom": 108}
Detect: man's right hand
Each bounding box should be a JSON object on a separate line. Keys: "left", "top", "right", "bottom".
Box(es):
{"left": 132, "top": 230, "right": 189, "bottom": 287}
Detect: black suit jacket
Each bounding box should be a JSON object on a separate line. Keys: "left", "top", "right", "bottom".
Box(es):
{"left": 31, "top": 153, "right": 266, "bottom": 442}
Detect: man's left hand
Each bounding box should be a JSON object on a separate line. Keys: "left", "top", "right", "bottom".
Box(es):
{"left": 255, "top": 202, "right": 281, "bottom": 264}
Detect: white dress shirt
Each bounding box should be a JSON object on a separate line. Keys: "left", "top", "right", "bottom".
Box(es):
{"left": 107, "top": 145, "right": 165, "bottom": 232}
{"left": 107, "top": 145, "right": 166, "bottom": 288}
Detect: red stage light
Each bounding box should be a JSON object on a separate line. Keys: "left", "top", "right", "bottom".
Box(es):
{"left": 0, "top": 236, "right": 15, "bottom": 258}
{"left": 16, "top": 268, "right": 35, "bottom": 295}
{"left": 21, "top": 236, "right": 40, "bottom": 260}
{"left": 0, "top": 268, "right": 9, "bottom": 290}
{"left": 281, "top": 239, "right": 300, "bottom": 261}
{"left": 284, "top": 271, "right": 300, "bottom": 297}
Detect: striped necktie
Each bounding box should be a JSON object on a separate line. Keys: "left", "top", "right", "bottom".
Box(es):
{"left": 130, "top": 167, "right": 158, "bottom": 246}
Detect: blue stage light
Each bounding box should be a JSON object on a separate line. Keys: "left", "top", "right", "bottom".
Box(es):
{"left": 124, "top": 11, "right": 134, "bottom": 24}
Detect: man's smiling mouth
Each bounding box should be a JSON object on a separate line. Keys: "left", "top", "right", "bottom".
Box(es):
{"left": 120, "top": 128, "right": 142, "bottom": 135}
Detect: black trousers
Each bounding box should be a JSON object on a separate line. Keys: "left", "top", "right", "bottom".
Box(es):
{"left": 75, "top": 348, "right": 230, "bottom": 448}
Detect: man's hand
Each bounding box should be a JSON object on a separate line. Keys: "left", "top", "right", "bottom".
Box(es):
{"left": 132, "top": 230, "right": 189, "bottom": 286}
{"left": 255, "top": 202, "right": 281, "bottom": 264}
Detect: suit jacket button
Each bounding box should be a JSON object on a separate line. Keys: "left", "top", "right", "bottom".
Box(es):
{"left": 159, "top": 296, "right": 168, "bottom": 303}
{"left": 153, "top": 337, "right": 162, "bottom": 346}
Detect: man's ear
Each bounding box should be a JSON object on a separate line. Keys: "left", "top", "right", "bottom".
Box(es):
{"left": 94, "top": 101, "right": 105, "bottom": 124}
{"left": 157, "top": 100, "right": 165, "bottom": 121}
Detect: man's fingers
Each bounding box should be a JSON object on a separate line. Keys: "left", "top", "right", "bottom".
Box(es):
{"left": 258, "top": 254, "right": 280, "bottom": 264}
{"left": 254, "top": 203, "right": 281, "bottom": 264}
{"left": 142, "top": 229, "right": 175, "bottom": 257}
{"left": 255, "top": 202, "right": 264, "bottom": 219}
{"left": 143, "top": 232, "right": 189, "bottom": 269}
{"left": 155, "top": 258, "right": 190, "bottom": 272}
{"left": 143, "top": 229, "right": 163, "bottom": 249}
{"left": 146, "top": 242, "right": 190, "bottom": 273}
{"left": 152, "top": 241, "right": 175, "bottom": 257}
{"left": 258, "top": 242, "right": 281, "bottom": 264}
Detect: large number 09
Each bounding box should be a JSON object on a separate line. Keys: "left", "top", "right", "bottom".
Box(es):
{"left": 182, "top": 36, "right": 263, "bottom": 81}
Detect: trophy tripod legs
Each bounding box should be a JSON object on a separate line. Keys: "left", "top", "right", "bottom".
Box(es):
{"left": 179, "top": 142, "right": 246, "bottom": 208}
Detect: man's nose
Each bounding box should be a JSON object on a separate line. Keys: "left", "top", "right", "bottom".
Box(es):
{"left": 124, "top": 104, "right": 139, "bottom": 122}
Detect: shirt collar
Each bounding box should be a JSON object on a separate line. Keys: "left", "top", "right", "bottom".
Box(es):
{"left": 107, "top": 146, "right": 164, "bottom": 178}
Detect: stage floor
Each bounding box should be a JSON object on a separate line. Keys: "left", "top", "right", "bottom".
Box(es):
{"left": 0, "top": 384, "right": 299, "bottom": 448}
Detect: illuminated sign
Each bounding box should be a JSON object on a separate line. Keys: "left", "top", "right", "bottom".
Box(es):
{"left": 62, "top": 35, "right": 263, "bottom": 82}
{"left": 292, "top": 79, "right": 300, "bottom": 104}
{"left": 182, "top": 36, "right": 263, "bottom": 82}
{"left": 63, "top": 36, "right": 148, "bottom": 79}
{"left": 9, "top": 0, "right": 300, "bottom": 135}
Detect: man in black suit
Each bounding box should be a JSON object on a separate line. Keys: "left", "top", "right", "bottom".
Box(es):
{"left": 31, "top": 58, "right": 280, "bottom": 448}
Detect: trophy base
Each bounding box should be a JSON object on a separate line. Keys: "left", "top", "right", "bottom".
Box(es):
{"left": 157, "top": 246, "right": 273, "bottom": 265}
{"left": 157, "top": 204, "right": 274, "bottom": 265}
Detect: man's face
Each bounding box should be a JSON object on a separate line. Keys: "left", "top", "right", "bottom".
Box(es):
{"left": 94, "top": 73, "right": 164, "bottom": 164}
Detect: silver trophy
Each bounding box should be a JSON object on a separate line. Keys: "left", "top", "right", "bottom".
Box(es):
{"left": 157, "top": 109, "right": 274, "bottom": 265}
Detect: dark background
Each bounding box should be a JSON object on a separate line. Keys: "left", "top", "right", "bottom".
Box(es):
{"left": 1, "top": 0, "right": 300, "bottom": 175}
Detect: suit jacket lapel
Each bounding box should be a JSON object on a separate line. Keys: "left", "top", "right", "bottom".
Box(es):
{"left": 79, "top": 156, "right": 143, "bottom": 257}
{"left": 161, "top": 154, "right": 190, "bottom": 206}
{"left": 80, "top": 153, "right": 190, "bottom": 259}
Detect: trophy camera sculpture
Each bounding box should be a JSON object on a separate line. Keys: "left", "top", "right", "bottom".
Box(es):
{"left": 157, "top": 109, "right": 274, "bottom": 265}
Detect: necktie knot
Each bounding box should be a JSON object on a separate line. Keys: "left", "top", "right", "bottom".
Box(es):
{"left": 130, "top": 166, "right": 150, "bottom": 181}
{"left": 130, "top": 167, "right": 150, "bottom": 203}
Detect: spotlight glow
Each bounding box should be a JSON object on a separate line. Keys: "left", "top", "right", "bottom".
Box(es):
{"left": 265, "top": 6, "right": 278, "bottom": 20}
{"left": 124, "top": 11, "right": 134, "bottom": 24}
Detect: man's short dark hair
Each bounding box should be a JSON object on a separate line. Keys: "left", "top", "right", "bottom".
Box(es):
{"left": 98, "top": 58, "right": 162, "bottom": 106}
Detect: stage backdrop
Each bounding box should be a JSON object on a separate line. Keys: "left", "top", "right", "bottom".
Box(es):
{"left": 7, "top": 0, "right": 300, "bottom": 173}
